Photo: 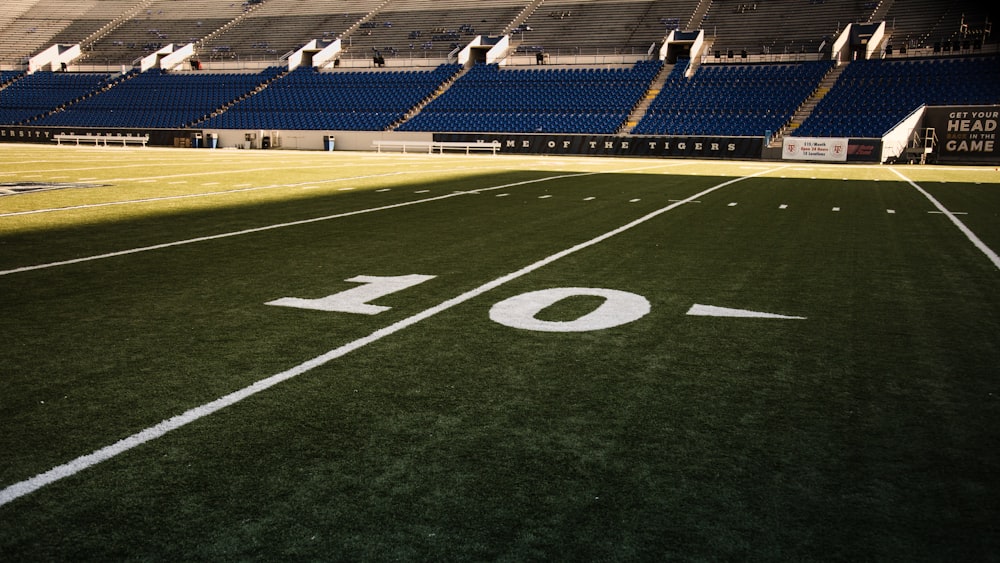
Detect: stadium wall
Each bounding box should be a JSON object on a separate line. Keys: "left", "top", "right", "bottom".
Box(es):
{"left": 433, "top": 133, "right": 764, "bottom": 159}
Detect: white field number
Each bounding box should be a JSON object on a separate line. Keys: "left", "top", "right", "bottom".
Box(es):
{"left": 488, "top": 287, "right": 650, "bottom": 332}
{"left": 267, "top": 274, "right": 437, "bottom": 315}
{"left": 268, "top": 275, "right": 649, "bottom": 332}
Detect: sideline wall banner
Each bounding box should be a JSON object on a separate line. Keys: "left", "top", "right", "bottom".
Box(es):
{"left": 922, "top": 105, "right": 999, "bottom": 164}
{"left": 781, "top": 137, "right": 848, "bottom": 161}
{"left": 435, "top": 133, "right": 763, "bottom": 159}
{"left": 0, "top": 126, "right": 197, "bottom": 147}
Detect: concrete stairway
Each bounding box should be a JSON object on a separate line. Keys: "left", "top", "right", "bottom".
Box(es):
{"left": 768, "top": 61, "right": 846, "bottom": 147}
{"left": 622, "top": 61, "right": 673, "bottom": 134}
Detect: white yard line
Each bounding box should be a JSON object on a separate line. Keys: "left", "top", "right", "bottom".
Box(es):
{"left": 0, "top": 164, "right": 784, "bottom": 506}
{"left": 890, "top": 167, "right": 1000, "bottom": 271}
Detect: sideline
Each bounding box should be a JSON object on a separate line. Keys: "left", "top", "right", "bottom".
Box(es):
{"left": 0, "top": 164, "right": 784, "bottom": 507}
{"left": 890, "top": 167, "right": 1000, "bottom": 271}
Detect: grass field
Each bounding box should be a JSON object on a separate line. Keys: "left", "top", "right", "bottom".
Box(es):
{"left": 1, "top": 144, "right": 999, "bottom": 561}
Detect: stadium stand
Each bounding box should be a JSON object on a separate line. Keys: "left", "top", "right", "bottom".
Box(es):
{"left": 0, "top": 70, "right": 115, "bottom": 125}
{"left": 337, "top": 0, "right": 528, "bottom": 63}
{"left": 882, "top": 0, "right": 994, "bottom": 54}
{"left": 699, "top": 0, "right": 871, "bottom": 58}
{"left": 80, "top": 0, "right": 255, "bottom": 65}
{"left": 0, "top": 0, "right": 997, "bottom": 150}
{"left": 512, "top": 0, "right": 698, "bottom": 58}
{"left": 633, "top": 58, "right": 833, "bottom": 136}
{"left": 792, "top": 55, "right": 1000, "bottom": 138}
{"left": 33, "top": 67, "right": 283, "bottom": 128}
{"left": 199, "top": 64, "right": 462, "bottom": 131}
{"left": 195, "top": 0, "right": 375, "bottom": 63}
{"left": 399, "top": 60, "right": 662, "bottom": 134}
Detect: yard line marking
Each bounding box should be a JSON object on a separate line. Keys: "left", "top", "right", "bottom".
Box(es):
{"left": 539, "top": 194, "right": 553, "bottom": 199}
{"left": 0, "top": 171, "right": 601, "bottom": 276}
{"left": 891, "top": 167, "right": 1000, "bottom": 270}
{"left": 0, "top": 164, "right": 785, "bottom": 506}
{"left": 583, "top": 197, "right": 596, "bottom": 201}
{"left": 928, "top": 211, "right": 967, "bottom": 215}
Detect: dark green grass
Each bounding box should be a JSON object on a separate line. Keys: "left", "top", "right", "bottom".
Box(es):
{"left": 1, "top": 150, "right": 999, "bottom": 561}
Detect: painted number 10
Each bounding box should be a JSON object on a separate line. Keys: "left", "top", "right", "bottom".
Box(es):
{"left": 267, "top": 274, "right": 650, "bottom": 333}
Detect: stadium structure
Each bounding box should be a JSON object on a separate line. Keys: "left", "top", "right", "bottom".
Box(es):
{"left": 0, "top": 0, "right": 997, "bottom": 164}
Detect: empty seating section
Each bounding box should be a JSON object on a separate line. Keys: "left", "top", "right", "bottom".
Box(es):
{"left": 883, "top": 0, "right": 992, "bottom": 51}
{"left": 701, "top": 0, "right": 872, "bottom": 57}
{"left": 0, "top": 71, "right": 113, "bottom": 125}
{"left": 634, "top": 59, "right": 831, "bottom": 136}
{"left": 197, "top": 0, "right": 374, "bottom": 62}
{"left": 0, "top": 0, "right": 114, "bottom": 65}
{"left": 84, "top": 0, "right": 252, "bottom": 64}
{"left": 340, "top": 0, "right": 527, "bottom": 61}
{"left": 399, "top": 60, "right": 661, "bottom": 134}
{"left": 48, "top": 1, "right": 150, "bottom": 50}
{"left": 34, "top": 67, "right": 283, "bottom": 128}
{"left": 200, "top": 64, "right": 462, "bottom": 131}
{"left": 514, "top": 0, "right": 694, "bottom": 56}
{"left": 793, "top": 56, "right": 1000, "bottom": 138}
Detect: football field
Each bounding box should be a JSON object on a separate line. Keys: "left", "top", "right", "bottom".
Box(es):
{"left": 1, "top": 144, "right": 999, "bottom": 560}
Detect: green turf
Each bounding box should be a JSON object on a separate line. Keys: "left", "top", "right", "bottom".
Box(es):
{"left": 1, "top": 145, "right": 998, "bottom": 561}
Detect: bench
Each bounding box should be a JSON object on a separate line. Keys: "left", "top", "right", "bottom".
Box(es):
{"left": 372, "top": 140, "right": 500, "bottom": 155}
{"left": 54, "top": 134, "right": 150, "bottom": 147}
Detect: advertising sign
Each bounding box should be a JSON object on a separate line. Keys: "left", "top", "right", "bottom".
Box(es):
{"left": 922, "top": 106, "right": 999, "bottom": 164}
{"left": 782, "top": 137, "right": 848, "bottom": 161}
{"left": 0, "top": 126, "right": 196, "bottom": 147}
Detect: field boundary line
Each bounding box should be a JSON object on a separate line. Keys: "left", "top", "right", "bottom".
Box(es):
{"left": 0, "top": 163, "right": 783, "bottom": 507}
{"left": 890, "top": 167, "right": 1000, "bottom": 271}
